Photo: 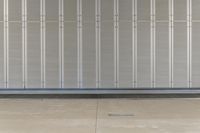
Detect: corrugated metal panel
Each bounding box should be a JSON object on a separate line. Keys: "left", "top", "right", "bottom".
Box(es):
{"left": 173, "top": 22, "right": 187, "bottom": 87}
{"left": 101, "top": 22, "right": 115, "bottom": 88}
{"left": 1, "top": 0, "right": 200, "bottom": 93}
{"left": 27, "top": 23, "right": 41, "bottom": 88}
{"left": 45, "top": 0, "right": 59, "bottom": 21}
{"left": 155, "top": 0, "right": 168, "bottom": 20}
{"left": 82, "top": 22, "right": 96, "bottom": 88}
{"left": 64, "top": 22, "right": 78, "bottom": 88}
{"left": 8, "top": 0, "right": 22, "bottom": 21}
{"left": 45, "top": 22, "right": 59, "bottom": 88}
{"left": 0, "top": 0, "right": 3, "bottom": 21}
{"left": 155, "top": 22, "right": 169, "bottom": 87}
{"left": 118, "top": 22, "right": 132, "bottom": 87}
{"left": 27, "top": 0, "right": 40, "bottom": 21}
{"left": 137, "top": 22, "right": 151, "bottom": 87}
{"left": 9, "top": 22, "right": 23, "bottom": 88}
{"left": 192, "top": 0, "right": 200, "bottom": 87}
{"left": 0, "top": 22, "right": 4, "bottom": 88}
{"left": 137, "top": 0, "right": 150, "bottom": 20}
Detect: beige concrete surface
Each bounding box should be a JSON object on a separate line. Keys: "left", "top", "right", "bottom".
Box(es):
{"left": 0, "top": 98, "right": 199, "bottom": 133}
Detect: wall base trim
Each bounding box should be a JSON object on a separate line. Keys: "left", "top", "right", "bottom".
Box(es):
{"left": 0, "top": 88, "right": 199, "bottom": 94}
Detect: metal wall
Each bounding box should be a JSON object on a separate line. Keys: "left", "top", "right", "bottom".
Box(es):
{"left": 0, "top": 0, "right": 200, "bottom": 93}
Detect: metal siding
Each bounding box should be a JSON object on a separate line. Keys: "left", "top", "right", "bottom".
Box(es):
{"left": 45, "top": 0, "right": 59, "bottom": 21}
{"left": 101, "top": 0, "right": 114, "bottom": 21}
{"left": 137, "top": 0, "right": 150, "bottom": 20}
{"left": 8, "top": 22, "right": 23, "bottom": 88}
{"left": 119, "top": 0, "right": 132, "bottom": 21}
{"left": 0, "top": 0, "right": 3, "bottom": 21}
{"left": 155, "top": 22, "right": 169, "bottom": 87}
{"left": 45, "top": 22, "right": 59, "bottom": 88}
{"left": 118, "top": 22, "right": 132, "bottom": 87}
{"left": 192, "top": 23, "right": 200, "bottom": 87}
{"left": 8, "top": 0, "right": 22, "bottom": 21}
{"left": 27, "top": 0, "right": 40, "bottom": 21}
{"left": 64, "top": 22, "right": 78, "bottom": 88}
{"left": 192, "top": 0, "right": 200, "bottom": 20}
{"left": 173, "top": 22, "right": 187, "bottom": 87}
{"left": 0, "top": 0, "right": 200, "bottom": 93}
{"left": 27, "top": 23, "right": 41, "bottom": 88}
{"left": 155, "top": 0, "right": 168, "bottom": 21}
{"left": 82, "top": 0, "right": 95, "bottom": 22}
{"left": 137, "top": 22, "right": 151, "bottom": 87}
{"left": 82, "top": 22, "right": 96, "bottom": 88}
{"left": 64, "top": 0, "right": 77, "bottom": 21}
{"left": 0, "top": 23, "right": 4, "bottom": 87}
{"left": 174, "top": 0, "right": 187, "bottom": 21}
{"left": 101, "top": 22, "right": 115, "bottom": 88}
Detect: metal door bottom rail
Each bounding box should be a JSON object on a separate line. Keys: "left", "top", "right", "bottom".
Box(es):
{"left": 0, "top": 88, "right": 199, "bottom": 94}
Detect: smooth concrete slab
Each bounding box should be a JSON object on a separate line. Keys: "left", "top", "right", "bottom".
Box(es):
{"left": 0, "top": 99, "right": 97, "bottom": 133}
{"left": 97, "top": 99, "right": 200, "bottom": 133}
{"left": 0, "top": 98, "right": 199, "bottom": 133}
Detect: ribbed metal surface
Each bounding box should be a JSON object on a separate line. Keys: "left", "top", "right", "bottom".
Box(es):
{"left": 0, "top": 0, "right": 199, "bottom": 94}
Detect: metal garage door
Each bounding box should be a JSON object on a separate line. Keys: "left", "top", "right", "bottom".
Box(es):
{"left": 0, "top": 0, "right": 200, "bottom": 94}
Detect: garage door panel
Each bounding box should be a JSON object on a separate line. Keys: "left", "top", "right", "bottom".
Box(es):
{"left": 137, "top": 22, "right": 151, "bottom": 88}
{"left": 174, "top": 0, "right": 187, "bottom": 21}
{"left": 9, "top": 0, "right": 22, "bottom": 21}
{"left": 82, "top": 0, "right": 95, "bottom": 22}
{"left": 27, "top": 0, "right": 40, "bottom": 21}
{"left": 173, "top": 22, "right": 187, "bottom": 87}
{"left": 64, "top": 0, "right": 77, "bottom": 21}
{"left": 192, "top": 0, "right": 200, "bottom": 20}
{"left": 27, "top": 23, "right": 41, "bottom": 88}
{"left": 119, "top": 0, "right": 132, "bottom": 21}
{"left": 64, "top": 22, "right": 78, "bottom": 88}
{"left": 0, "top": 0, "right": 3, "bottom": 21}
{"left": 0, "top": 23, "right": 4, "bottom": 88}
{"left": 45, "top": 22, "right": 59, "bottom": 88}
{"left": 137, "top": 0, "right": 150, "bottom": 20}
{"left": 192, "top": 23, "right": 200, "bottom": 87}
{"left": 45, "top": 0, "right": 59, "bottom": 21}
{"left": 156, "top": 0, "right": 169, "bottom": 21}
{"left": 119, "top": 22, "right": 132, "bottom": 87}
{"left": 101, "top": 0, "right": 114, "bottom": 21}
{"left": 101, "top": 22, "right": 115, "bottom": 88}
{"left": 82, "top": 22, "right": 96, "bottom": 88}
{"left": 155, "top": 22, "right": 169, "bottom": 88}
{"left": 9, "top": 22, "right": 23, "bottom": 88}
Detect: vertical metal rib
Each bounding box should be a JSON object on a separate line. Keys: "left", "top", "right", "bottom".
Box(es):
{"left": 187, "top": 0, "right": 192, "bottom": 88}
{"left": 95, "top": 0, "right": 101, "bottom": 88}
{"left": 6, "top": 0, "right": 9, "bottom": 88}
{"left": 40, "top": 0, "right": 43, "bottom": 88}
{"left": 98, "top": 0, "right": 101, "bottom": 88}
{"left": 150, "top": 0, "right": 156, "bottom": 88}
{"left": 4, "top": 0, "right": 8, "bottom": 88}
{"left": 59, "top": 0, "right": 64, "bottom": 88}
{"left": 77, "top": 0, "right": 79, "bottom": 88}
{"left": 189, "top": 0, "right": 192, "bottom": 88}
{"left": 24, "top": 0, "right": 27, "bottom": 88}
{"left": 114, "top": 0, "right": 119, "bottom": 88}
{"left": 132, "top": 0, "right": 135, "bottom": 87}
{"left": 95, "top": 0, "right": 98, "bottom": 88}
{"left": 22, "top": 0, "right": 27, "bottom": 88}
{"left": 169, "top": 0, "right": 174, "bottom": 88}
{"left": 77, "top": 0, "right": 83, "bottom": 88}
{"left": 43, "top": 0, "right": 46, "bottom": 88}
{"left": 134, "top": 0, "right": 137, "bottom": 88}
{"left": 40, "top": 0, "right": 46, "bottom": 88}
{"left": 171, "top": 0, "right": 174, "bottom": 88}
{"left": 187, "top": 0, "right": 190, "bottom": 88}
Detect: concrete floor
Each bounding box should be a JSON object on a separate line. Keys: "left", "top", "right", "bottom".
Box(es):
{"left": 0, "top": 98, "right": 200, "bottom": 133}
